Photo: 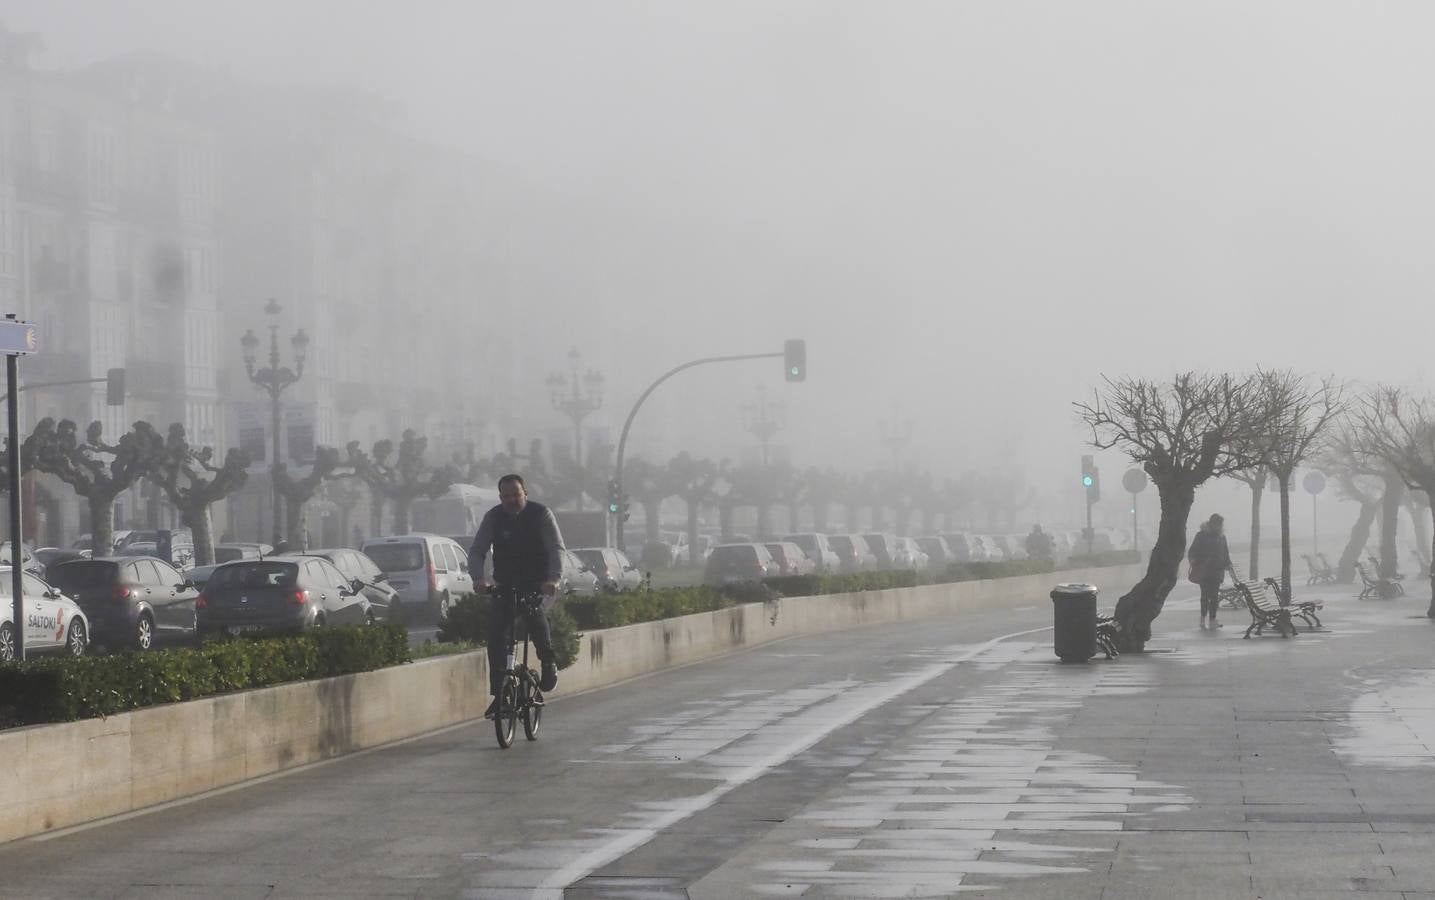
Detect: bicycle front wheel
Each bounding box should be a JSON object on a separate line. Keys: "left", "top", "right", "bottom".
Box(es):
{"left": 522, "top": 676, "right": 542, "bottom": 741}
{"left": 495, "top": 676, "right": 518, "bottom": 749}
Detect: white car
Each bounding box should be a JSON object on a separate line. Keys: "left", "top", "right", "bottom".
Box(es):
{"left": 0, "top": 568, "right": 90, "bottom": 661}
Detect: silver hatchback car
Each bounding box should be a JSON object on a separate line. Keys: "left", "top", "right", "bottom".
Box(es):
{"left": 359, "top": 534, "right": 475, "bottom": 622}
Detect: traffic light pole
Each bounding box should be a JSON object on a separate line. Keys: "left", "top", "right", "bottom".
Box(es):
{"left": 613, "top": 352, "right": 782, "bottom": 553}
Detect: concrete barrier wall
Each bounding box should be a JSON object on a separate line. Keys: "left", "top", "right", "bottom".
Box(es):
{"left": 0, "top": 563, "right": 1143, "bottom": 844}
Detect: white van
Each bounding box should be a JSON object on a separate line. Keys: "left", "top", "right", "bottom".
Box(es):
{"left": 359, "top": 533, "right": 475, "bottom": 622}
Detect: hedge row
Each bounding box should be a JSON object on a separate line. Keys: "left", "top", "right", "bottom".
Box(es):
{"left": 0, "top": 625, "right": 410, "bottom": 727}
{"left": 436, "top": 594, "right": 584, "bottom": 668}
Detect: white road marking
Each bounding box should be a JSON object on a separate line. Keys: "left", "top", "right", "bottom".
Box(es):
{"left": 514, "top": 625, "right": 1054, "bottom": 900}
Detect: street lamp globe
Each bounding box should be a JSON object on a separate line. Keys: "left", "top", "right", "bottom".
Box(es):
{"left": 264, "top": 297, "right": 282, "bottom": 319}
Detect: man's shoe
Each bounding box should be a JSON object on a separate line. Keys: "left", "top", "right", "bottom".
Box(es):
{"left": 1210, "top": 619, "right": 1222, "bottom": 629}
{"left": 539, "top": 660, "right": 558, "bottom": 692}
{"left": 1198, "top": 618, "right": 1208, "bottom": 630}
{"left": 484, "top": 698, "right": 499, "bottom": 720}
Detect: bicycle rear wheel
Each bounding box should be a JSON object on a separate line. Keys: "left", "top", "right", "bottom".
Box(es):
{"left": 522, "top": 675, "right": 542, "bottom": 741}
{"left": 494, "top": 676, "right": 518, "bottom": 748}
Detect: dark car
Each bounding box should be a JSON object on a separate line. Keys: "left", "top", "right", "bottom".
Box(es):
{"left": 572, "top": 547, "right": 643, "bottom": 592}
{"left": 214, "top": 542, "right": 272, "bottom": 563}
{"left": 863, "top": 533, "right": 899, "bottom": 569}
{"left": 48, "top": 556, "right": 200, "bottom": 651}
{"left": 33, "top": 547, "right": 89, "bottom": 576}
{"left": 828, "top": 534, "right": 876, "bottom": 573}
{"left": 916, "top": 536, "right": 954, "bottom": 568}
{"left": 702, "top": 543, "right": 778, "bottom": 587}
{"left": 305, "top": 548, "right": 400, "bottom": 622}
{"left": 197, "top": 557, "right": 370, "bottom": 637}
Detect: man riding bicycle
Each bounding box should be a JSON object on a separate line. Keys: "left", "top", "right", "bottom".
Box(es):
{"left": 467, "top": 473, "right": 564, "bottom": 719}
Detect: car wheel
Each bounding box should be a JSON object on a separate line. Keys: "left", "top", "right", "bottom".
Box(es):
{"left": 434, "top": 591, "right": 451, "bottom": 622}
{"left": 133, "top": 613, "right": 155, "bottom": 651}
{"left": 313, "top": 614, "right": 326, "bottom": 628}
{"left": 0, "top": 623, "right": 13, "bottom": 662}
{"left": 65, "top": 619, "right": 88, "bottom": 656}
{"left": 365, "top": 610, "right": 377, "bottom": 627}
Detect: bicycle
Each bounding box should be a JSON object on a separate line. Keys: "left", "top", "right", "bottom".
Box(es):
{"left": 492, "top": 587, "right": 544, "bottom": 749}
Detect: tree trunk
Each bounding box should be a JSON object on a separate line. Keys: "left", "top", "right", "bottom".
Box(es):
{"left": 391, "top": 497, "right": 412, "bottom": 534}
{"left": 1248, "top": 482, "right": 1263, "bottom": 579}
{"left": 90, "top": 494, "right": 115, "bottom": 558}
{"left": 1427, "top": 503, "right": 1435, "bottom": 618}
{"left": 755, "top": 503, "right": 772, "bottom": 539}
{"left": 1112, "top": 478, "right": 1195, "bottom": 651}
{"left": 813, "top": 500, "right": 828, "bottom": 532}
{"left": 1279, "top": 475, "right": 1292, "bottom": 602}
{"left": 369, "top": 488, "right": 384, "bottom": 537}
{"left": 285, "top": 496, "right": 305, "bottom": 549}
{"left": 644, "top": 500, "right": 661, "bottom": 542}
{"left": 1378, "top": 475, "right": 1404, "bottom": 579}
{"left": 1407, "top": 501, "right": 1431, "bottom": 576}
{"left": 686, "top": 500, "right": 700, "bottom": 570}
{"left": 787, "top": 502, "right": 800, "bottom": 533}
{"left": 897, "top": 505, "right": 914, "bottom": 537}
{"left": 1338, "top": 501, "right": 1378, "bottom": 584}
{"left": 186, "top": 505, "right": 216, "bottom": 566}
{"left": 844, "top": 503, "right": 859, "bottom": 532}
{"left": 718, "top": 501, "right": 733, "bottom": 540}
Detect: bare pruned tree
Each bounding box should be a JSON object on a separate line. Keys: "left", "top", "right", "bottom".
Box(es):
{"left": 1318, "top": 433, "right": 1385, "bottom": 584}
{"left": 1347, "top": 385, "right": 1435, "bottom": 614}
{"left": 1256, "top": 370, "right": 1344, "bottom": 601}
{"left": 1075, "top": 372, "right": 1273, "bottom": 650}
{"left": 1228, "top": 467, "right": 1271, "bottom": 579}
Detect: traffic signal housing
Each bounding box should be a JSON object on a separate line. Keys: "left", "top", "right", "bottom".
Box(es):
{"left": 106, "top": 367, "right": 126, "bottom": 406}
{"left": 783, "top": 339, "right": 806, "bottom": 382}
{"left": 1081, "top": 455, "right": 1101, "bottom": 503}
{"left": 607, "top": 479, "right": 621, "bottom": 515}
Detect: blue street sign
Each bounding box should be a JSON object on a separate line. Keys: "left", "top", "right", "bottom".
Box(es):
{"left": 0, "top": 321, "right": 39, "bottom": 355}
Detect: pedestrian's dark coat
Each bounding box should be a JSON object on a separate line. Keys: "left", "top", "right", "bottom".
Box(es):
{"left": 1187, "top": 524, "right": 1231, "bottom": 584}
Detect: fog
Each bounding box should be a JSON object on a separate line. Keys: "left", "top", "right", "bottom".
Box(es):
{"left": 5, "top": 0, "right": 1435, "bottom": 534}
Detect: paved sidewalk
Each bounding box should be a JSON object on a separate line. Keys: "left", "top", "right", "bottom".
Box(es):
{"left": 691, "top": 581, "right": 1435, "bottom": 899}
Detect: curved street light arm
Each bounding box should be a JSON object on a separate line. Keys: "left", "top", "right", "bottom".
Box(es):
{"left": 613, "top": 351, "right": 781, "bottom": 552}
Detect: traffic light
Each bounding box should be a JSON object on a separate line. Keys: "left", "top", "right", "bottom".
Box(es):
{"left": 1081, "top": 455, "right": 1101, "bottom": 503}
{"left": 105, "top": 368, "right": 126, "bottom": 406}
{"left": 620, "top": 496, "right": 631, "bottom": 523}
{"left": 783, "top": 339, "right": 806, "bottom": 382}
{"left": 607, "top": 479, "right": 621, "bottom": 515}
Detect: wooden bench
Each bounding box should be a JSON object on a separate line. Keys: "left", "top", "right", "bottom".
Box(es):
{"left": 1354, "top": 561, "right": 1402, "bottom": 600}
{"left": 1302, "top": 553, "right": 1336, "bottom": 585}
{"left": 1237, "top": 579, "right": 1323, "bottom": 639}
{"left": 1263, "top": 577, "right": 1323, "bottom": 631}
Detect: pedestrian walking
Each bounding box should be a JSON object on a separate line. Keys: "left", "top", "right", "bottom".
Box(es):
{"left": 1188, "top": 513, "right": 1233, "bottom": 629}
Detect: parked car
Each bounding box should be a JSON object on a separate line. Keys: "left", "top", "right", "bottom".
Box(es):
{"left": 972, "top": 535, "right": 1005, "bottom": 562}
{"left": 703, "top": 543, "right": 778, "bottom": 586}
{"left": 560, "top": 549, "right": 601, "bottom": 597}
{"left": 993, "top": 535, "right": 1028, "bottom": 561}
{"left": 863, "top": 533, "right": 900, "bottom": 569}
{"left": 829, "top": 534, "right": 877, "bottom": 573}
{"left": 214, "top": 542, "right": 273, "bottom": 563}
{"left": 764, "top": 541, "right": 817, "bottom": 577}
{"left": 916, "top": 536, "right": 954, "bottom": 569}
{"left": 186, "top": 563, "right": 222, "bottom": 592}
{"left": 197, "top": 557, "right": 372, "bottom": 637}
{"left": 304, "top": 548, "right": 400, "bottom": 622}
{"left": 32, "top": 547, "right": 88, "bottom": 575}
{"left": 892, "top": 536, "right": 929, "bottom": 570}
{"left": 780, "top": 533, "right": 840, "bottom": 572}
{"left": 572, "top": 547, "right": 643, "bottom": 592}
{"left": 115, "top": 529, "right": 196, "bottom": 569}
{"left": 360, "top": 534, "right": 474, "bottom": 622}
{"left": 73, "top": 530, "right": 131, "bottom": 554}
{"left": 0, "top": 542, "right": 46, "bottom": 578}
{"left": 47, "top": 556, "right": 200, "bottom": 651}
{"left": 0, "top": 567, "right": 90, "bottom": 661}
{"left": 941, "top": 532, "right": 985, "bottom": 563}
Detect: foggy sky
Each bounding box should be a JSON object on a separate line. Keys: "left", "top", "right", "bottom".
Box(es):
{"left": 6, "top": 0, "right": 1435, "bottom": 530}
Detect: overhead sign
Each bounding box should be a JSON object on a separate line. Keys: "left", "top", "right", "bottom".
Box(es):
{"left": 0, "top": 321, "right": 39, "bottom": 355}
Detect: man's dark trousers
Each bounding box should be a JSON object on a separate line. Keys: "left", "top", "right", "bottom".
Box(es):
{"left": 487, "top": 585, "right": 555, "bottom": 695}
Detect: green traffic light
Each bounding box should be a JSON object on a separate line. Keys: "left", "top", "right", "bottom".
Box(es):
{"left": 789, "top": 366, "right": 800, "bottom": 376}
{"left": 1082, "top": 475, "right": 1094, "bottom": 487}
{"left": 608, "top": 503, "right": 620, "bottom": 514}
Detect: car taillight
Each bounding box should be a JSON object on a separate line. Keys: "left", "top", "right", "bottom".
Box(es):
{"left": 112, "top": 585, "right": 132, "bottom": 601}
{"left": 195, "top": 594, "right": 207, "bottom": 610}
{"left": 291, "top": 589, "right": 308, "bottom": 606}
{"left": 428, "top": 562, "right": 437, "bottom": 592}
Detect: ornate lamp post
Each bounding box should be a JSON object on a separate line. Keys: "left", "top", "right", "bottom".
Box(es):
{"left": 240, "top": 298, "right": 308, "bottom": 544}
{"left": 546, "top": 347, "right": 603, "bottom": 511}
{"left": 741, "top": 384, "right": 784, "bottom": 467}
